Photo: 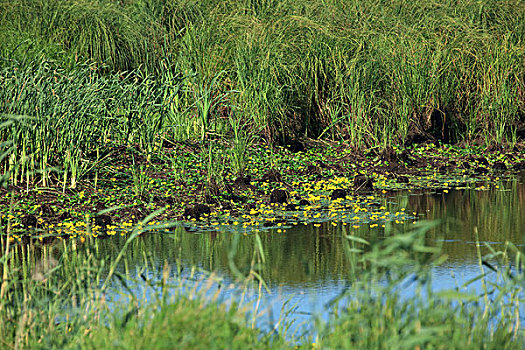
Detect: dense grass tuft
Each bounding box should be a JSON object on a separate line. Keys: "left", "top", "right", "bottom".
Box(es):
{"left": 1, "top": 0, "right": 524, "bottom": 147}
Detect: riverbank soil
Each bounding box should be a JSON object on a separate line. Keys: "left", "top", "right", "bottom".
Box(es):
{"left": 1, "top": 139, "right": 524, "bottom": 241}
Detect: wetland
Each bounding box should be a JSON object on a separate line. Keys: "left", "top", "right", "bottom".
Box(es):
{"left": 1, "top": 0, "right": 525, "bottom": 348}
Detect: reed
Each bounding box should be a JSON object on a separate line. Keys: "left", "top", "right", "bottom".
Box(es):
{"left": 0, "top": 60, "right": 186, "bottom": 187}
{"left": 1, "top": 0, "right": 523, "bottom": 150}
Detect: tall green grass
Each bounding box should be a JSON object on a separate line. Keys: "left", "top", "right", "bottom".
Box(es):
{"left": 2, "top": 0, "right": 524, "bottom": 147}
{"left": 0, "top": 61, "right": 163, "bottom": 187}
{"left": 0, "top": 0, "right": 524, "bottom": 188}
{"left": 0, "top": 59, "right": 254, "bottom": 186}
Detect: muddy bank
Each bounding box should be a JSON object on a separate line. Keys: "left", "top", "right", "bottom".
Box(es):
{"left": 1, "top": 140, "right": 524, "bottom": 240}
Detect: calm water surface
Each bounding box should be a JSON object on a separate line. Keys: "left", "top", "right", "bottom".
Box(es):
{"left": 96, "top": 173, "right": 525, "bottom": 334}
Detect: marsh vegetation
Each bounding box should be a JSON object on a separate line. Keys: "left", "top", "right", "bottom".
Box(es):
{"left": 1, "top": 0, "right": 525, "bottom": 348}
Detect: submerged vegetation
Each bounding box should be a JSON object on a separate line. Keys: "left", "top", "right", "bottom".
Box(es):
{"left": 1, "top": 0, "right": 525, "bottom": 348}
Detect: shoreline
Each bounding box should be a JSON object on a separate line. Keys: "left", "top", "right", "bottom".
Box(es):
{"left": 2, "top": 139, "right": 524, "bottom": 241}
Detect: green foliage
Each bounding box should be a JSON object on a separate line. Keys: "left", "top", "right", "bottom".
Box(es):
{"left": 0, "top": 60, "right": 184, "bottom": 187}
{"left": 89, "top": 297, "right": 279, "bottom": 350}
{"left": 1, "top": 0, "right": 524, "bottom": 148}
{"left": 1, "top": 219, "right": 524, "bottom": 348}
{"left": 310, "top": 222, "right": 523, "bottom": 349}
{"left": 1, "top": 2, "right": 524, "bottom": 345}
{"left": 0, "top": 116, "right": 15, "bottom": 188}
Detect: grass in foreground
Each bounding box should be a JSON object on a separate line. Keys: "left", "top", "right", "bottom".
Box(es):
{"left": 1, "top": 220, "right": 524, "bottom": 349}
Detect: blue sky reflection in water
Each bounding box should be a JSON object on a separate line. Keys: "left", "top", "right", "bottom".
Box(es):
{"left": 96, "top": 174, "right": 525, "bottom": 336}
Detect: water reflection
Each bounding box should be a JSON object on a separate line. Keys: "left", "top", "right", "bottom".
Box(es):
{"left": 96, "top": 174, "right": 525, "bottom": 284}
{"left": 88, "top": 174, "right": 525, "bottom": 334}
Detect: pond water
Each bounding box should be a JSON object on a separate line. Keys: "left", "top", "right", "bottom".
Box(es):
{"left": 95, "top": 173, "right": 525, "bottom": 335}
